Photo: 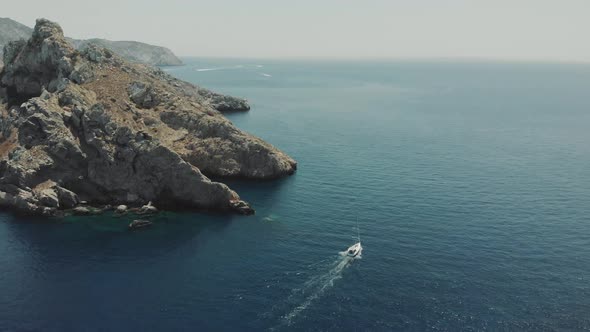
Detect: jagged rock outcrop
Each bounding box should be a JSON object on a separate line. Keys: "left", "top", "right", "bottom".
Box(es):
{"left": 0, "top": 17, "right": 181, "bottom": 67}
{"left": 70, "top": 38, "right": 183, "bottom": 67}
{"left": 1, "top": 20, "right": 74, "bottom": 98}
{"left": 192, "top": 87, "right": 250, "bottom": 112}
{"left": 137, "top": 67, "right": 251, "bottom": 113}
{"left": 0, "top": 17, "right": 251, "bottom": 113}
{"left": 0, "top": 19, "right": 295, "bottom": 216}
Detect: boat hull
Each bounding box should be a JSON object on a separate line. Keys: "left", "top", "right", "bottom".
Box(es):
{"left": 346, "top": 242, "right": 362, "bottom": 257}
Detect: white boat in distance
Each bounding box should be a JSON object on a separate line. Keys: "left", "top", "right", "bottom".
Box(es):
{"left": 345, "top": 217, "right": 363, "bottom": 258}
{"left": 346, "top": 242, "right": 362, "bottom": 257}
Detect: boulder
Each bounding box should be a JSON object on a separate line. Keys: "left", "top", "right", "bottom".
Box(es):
{"left": 128, "top": 81, "right": 161, "bottom": 108}
{"left": 55, "top": 186, "right": 79, "bottom": 209}
{"left": 128, "top": 219, "right": 153, "bottom": 230}
{"left": 0, "top": 186, "right": 42, "bottom": 214}
{"left": 115, "top": 204, "right": 128, "bottom": 214}
{"left": 229, "top": 199, "right": 255, "bottom": 215}
{"left": 37, "top": 188, "right": 59, "bottom": 208}
{"left": 72, "top": 206, "right": 91, "bottom": 215}
{"left": 138, "top": 201, "right": 158, "bottom": 214}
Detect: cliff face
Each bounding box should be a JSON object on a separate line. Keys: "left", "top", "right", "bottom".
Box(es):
{"left": 0, "top": 18, "right": 33, "bottom": 66}
{"left": 0, "top": 19, "right": 296, "bottom": 216}
{"left": 0, "top": 18, "right": 32, "bottom": 47}
{"left": 0, "top": 18, "right": 182, "bottom": 67}
{"left": 69, "top": 38, "right": 183, "bottom": 67}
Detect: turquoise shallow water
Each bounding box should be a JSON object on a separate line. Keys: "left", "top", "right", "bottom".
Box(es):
{"left": 1, "top": 59, "right": 590, "bottom": 331}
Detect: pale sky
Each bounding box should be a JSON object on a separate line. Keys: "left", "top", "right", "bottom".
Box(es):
{"left": 4, "top": 0, "right": 590, "bottom": 62}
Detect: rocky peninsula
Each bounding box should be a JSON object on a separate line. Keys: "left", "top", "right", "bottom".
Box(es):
{"left": 0, "top": 19, "right": 296, "bottom": 216}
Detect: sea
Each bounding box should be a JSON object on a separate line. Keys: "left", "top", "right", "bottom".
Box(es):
{"left": 1, "top": 58, "right": 590, "bottom": 331}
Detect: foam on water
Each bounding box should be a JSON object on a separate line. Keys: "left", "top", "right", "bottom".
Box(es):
{"left": 195, "top": 65, "right": 250, "bottom": 72}
{"left": 195, "top": 67, "right": 225, "bottom": 72}
{"left": 272, "top": 252, "right": 360, "bottom": 329}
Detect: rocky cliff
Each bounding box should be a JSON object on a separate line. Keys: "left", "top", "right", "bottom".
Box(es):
{"left": 0, "top": 19, "right": 296, "bottom": 216}
{"left": 0, "top": 17, "right": 182, "bottom": 67}
{"left": 0, "top": 18, "right": 249, "bottom": 113}
{"left": 69, "top": 38, "right": 183, "bottom": 67}
{"left": 0, "top": 18, "right": 33, "bottom": 66}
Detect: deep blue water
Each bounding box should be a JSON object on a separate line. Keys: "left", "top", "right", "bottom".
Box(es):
{"left": 1, "top": 59, "right": 590, "bottom": 331}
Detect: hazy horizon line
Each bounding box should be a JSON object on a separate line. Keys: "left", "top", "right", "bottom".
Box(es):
{"left": 175, "top": 55, "right": 590, "bottom": 65}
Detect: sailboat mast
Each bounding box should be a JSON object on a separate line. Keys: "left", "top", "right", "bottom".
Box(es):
{"left": 356, "top": 216, "right": 361, "bottom": 243}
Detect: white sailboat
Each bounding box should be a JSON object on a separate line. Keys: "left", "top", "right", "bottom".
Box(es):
{"left": 345, "top": 218, "right": 363, "bottom": 258}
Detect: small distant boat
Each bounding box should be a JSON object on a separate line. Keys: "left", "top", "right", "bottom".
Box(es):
{"left": 346, "top": 242, "right": 362, "bottom": 257}
{"left": 345, "top": 217, "right": 363, "bottom": 257}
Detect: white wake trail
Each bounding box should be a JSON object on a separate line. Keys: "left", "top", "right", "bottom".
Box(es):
{"left": 195, "top": 67, "right": 224, "bottom": 72}
{"left": 274, "top": 253, "right": 360, "bottom": 328}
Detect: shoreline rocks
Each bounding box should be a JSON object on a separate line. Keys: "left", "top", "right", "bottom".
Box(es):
{"left": 137, "top": 201, "right": 158, "bottom": 215}
{"left": 229, "top": 199, "right": 255, "bottom": 215}
{"left": 115, "top": 204, "right": 128, "bottom": 214}
{"left": 0, "top": 18, "right": 293, "bottom": 217}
